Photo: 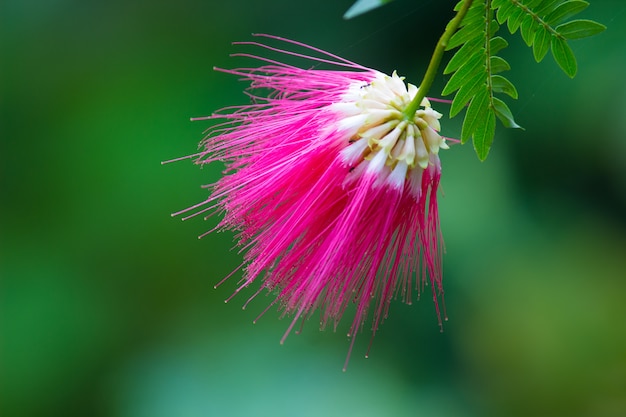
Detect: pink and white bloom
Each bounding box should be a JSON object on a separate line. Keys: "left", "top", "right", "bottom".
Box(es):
{"left": 173, "top": 34, "right": 448, "bottom": 369}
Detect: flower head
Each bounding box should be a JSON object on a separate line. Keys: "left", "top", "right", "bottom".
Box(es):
{"left": 173, "top": 34, "right": 447, "bottom": 369}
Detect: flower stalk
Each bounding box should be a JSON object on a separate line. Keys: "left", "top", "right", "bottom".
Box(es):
{"left": 403, "top": 0, "right": 474, "bottom": 120}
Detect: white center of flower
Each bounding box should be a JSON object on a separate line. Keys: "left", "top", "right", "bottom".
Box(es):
{"left": 333, "top": 71, "right": 447, "bottom": 190}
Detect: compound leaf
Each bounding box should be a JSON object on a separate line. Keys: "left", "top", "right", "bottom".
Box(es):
{"left": 491, "top": 0, "right": 605, "bottom": 77}
{"left": 444, "top": 0, "right": 524, "bottom": 160}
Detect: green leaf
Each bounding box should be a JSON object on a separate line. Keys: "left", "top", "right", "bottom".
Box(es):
{"left": 490, "top": 56, "right": 511, "bottom": 74}
{"left": 491, "top": 75, "right": 518, "bottom": 99}
{"left": 463, "top": 3, "right": 488, "bottom": 23}
{"left": 442, "top": 51, "right": 485, "bottom": 96}
{"left": 489, "top": 36, "right": 509, "bottom": 55}
{"left": 520, "top": 13, "right": 538, "bottom": 46}
{"left": 545, "top": 0, "right": 589, "bottom": 25}
{"left": 525, "top": 0, "right": 546, "bottom": 8}
{"left": 473, "top": 108, "right": 496, "bottom": 161}
{"left": 507, "top": 6, "right": 526, "bottom": 34}
{"left": 450, "top": 71, "right": 486, "bottom": 117}
{"left": 444, "top": 36, "right": 483, "bottom": 74}
{"left": 551, "top": 36, "right": 577, "bottom": 77}
{"left": 461, "top": 87, "right": 490, "bottom": 144}
{"left": 496, "top": 0, "right": 516, "bottom": 25}
{"left": 556, "top": 19, "right": 606, "bottom": 39}
{"left": 532, "top": 26, "right": 551, "bottom": 62}
{"left": 535, "top": 0, "right": 560, "bottom": 17}
{"left": 447, "top": 19, "right": 485, "bottom": 50}
{"left": 492, "top": 97, "right": 522, "bottom": 129}
{"left": 343, "top": 0, "right": 393, "bottom": 19}
{"left": 489, "top": 19, "right": 500, "bottom": 37}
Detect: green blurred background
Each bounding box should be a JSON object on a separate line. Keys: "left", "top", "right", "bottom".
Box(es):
{"left": 2, "top": 1, "right": 625, "bottom": 416}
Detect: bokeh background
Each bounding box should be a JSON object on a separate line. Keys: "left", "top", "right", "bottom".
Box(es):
{"left": 2, "top": 0, "right": 625, "bottom": 416}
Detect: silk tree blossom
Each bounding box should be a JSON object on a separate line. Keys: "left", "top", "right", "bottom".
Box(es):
{"left": 172, "top": 34, "right": 449, "bottom": 370}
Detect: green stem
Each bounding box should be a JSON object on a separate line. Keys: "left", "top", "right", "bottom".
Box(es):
{"left": 403, "top": 0, "right": 474, "bottom": 120}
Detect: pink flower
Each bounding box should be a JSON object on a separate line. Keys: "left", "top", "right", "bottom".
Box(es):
{"left": 173, "top": 34, "right": 448, "bottom": 370}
